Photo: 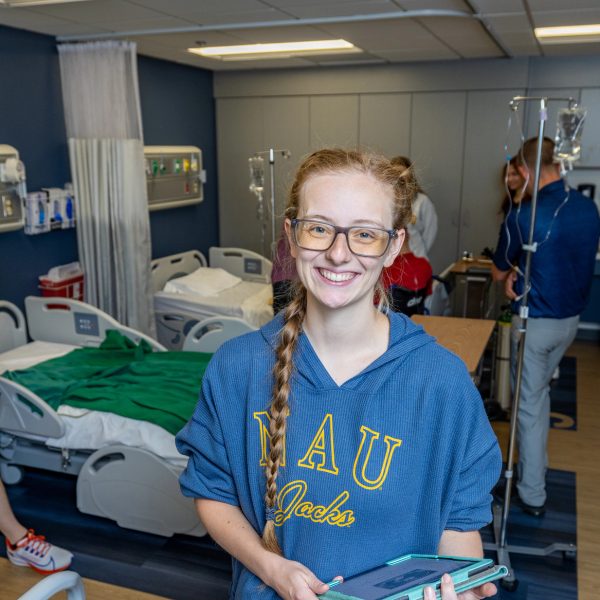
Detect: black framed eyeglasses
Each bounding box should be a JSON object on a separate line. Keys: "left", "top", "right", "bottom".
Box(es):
{"left": 290, "top": 218, "right": 398, "bottom": 258}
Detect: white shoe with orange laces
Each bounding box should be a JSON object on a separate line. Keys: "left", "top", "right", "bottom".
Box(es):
{"left": 6, "top": 529, "right": 73, "bottom": 574}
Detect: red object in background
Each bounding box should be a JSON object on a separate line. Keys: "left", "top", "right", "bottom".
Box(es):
{"left": 39, "top": 273, "right": 84, "bottom": 301}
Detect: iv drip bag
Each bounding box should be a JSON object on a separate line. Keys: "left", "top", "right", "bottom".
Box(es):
{"left": 554, "top": 106, "right": 586, "bottom": 163}
{"left": 249, "top": 156, "right": 265, "bottom": 194}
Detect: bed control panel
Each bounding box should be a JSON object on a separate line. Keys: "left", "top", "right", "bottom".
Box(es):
{"left": 144, "top": 145, "right": 205, "bottom": 211}
{"left": 244, "top": 257, "right": 263, "bottom": 276}
{"left": 74, "top": 312, "right": 100, "bottom": 337}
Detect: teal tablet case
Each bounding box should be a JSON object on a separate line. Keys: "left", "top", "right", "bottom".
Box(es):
{"left": 319, "top": 554, "right": 508, "bottom": 600}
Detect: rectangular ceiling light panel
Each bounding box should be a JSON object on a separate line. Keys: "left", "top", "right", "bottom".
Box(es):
{"left": 0, "top": 0, "right": 92, "bottom": 5}
{"left": 188, "top": 39, "right": 361, "bottom": 60}
{"left": 535, "top": 24, "right": 600, "bottom": 44}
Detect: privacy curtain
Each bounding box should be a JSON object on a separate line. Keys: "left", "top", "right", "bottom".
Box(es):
{"left": 58, "top": 41, "right": 155, "bottom": 336}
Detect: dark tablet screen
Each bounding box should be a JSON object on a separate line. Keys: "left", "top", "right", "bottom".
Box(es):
{"left": 330, "top": 557, "right": 477, "bottom": 600}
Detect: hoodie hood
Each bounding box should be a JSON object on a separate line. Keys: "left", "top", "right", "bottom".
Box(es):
{"left": 260, "top": 310, "right": 435, "bottom": 392}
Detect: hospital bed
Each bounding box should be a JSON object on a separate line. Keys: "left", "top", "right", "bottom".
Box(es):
{"left": 152, "top": 246, "right": 274, "bottom": 350}
{"left": 0, "top": 297, "right": 215, "bottom": 538}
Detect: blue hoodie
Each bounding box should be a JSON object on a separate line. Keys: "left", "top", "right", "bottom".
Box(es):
{"left": 176, "top": 311, "right": 501, "bottom": 599}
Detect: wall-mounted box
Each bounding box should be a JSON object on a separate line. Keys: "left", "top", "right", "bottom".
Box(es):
{"left": 144, "top": 146, "right": 205, "bottom": 211}
{"left": 0, "top": 144, "right": 26, "bottom": 233}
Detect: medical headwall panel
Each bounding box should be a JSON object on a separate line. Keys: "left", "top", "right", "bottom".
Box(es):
{"left": 410, "top": 92, "right": 466, "bottom": 275}
{"left": 460, "top": 88, "right": 524, "bottom": 259}
{"left": 0, "top": 145, "right": 26, "bottom": 233}
{"left": 359, "top": 93, "right": 411, "bottom": 158}
{"left": 580, "top": 89, "right": 600, "bottom": 168}
{"left": 144, "top": 146, "right": 204, "bottom": 211}
{"left": 309, "top": 95, "right": 359, "bottom": 150}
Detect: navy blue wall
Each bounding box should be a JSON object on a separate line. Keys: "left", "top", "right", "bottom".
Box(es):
{"left": 138, "top": 55, "right": 218, "bottom": 259}
{"left": 0, "top": 25, "right": 218, "bottom": 312}
{"left": 0, "top": 25, "right": 75, "bottom": 311}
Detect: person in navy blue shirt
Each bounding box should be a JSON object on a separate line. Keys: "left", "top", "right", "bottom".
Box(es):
{"left": 178, "top": 149, "right": 501, "bottom": 600}
{"left": 493, "top": 137, "right": 600, "bottom": 515}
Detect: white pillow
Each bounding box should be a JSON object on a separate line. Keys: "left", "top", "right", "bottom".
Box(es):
{"left": 163, "top": 267, "right": 242, "bottom": 297}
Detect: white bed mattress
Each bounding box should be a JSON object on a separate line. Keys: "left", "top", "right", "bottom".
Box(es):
{"left": 0, "top": 342, "right": 186, "bottom": 468}
{"left": 154, "top": 280, "right": 273, "bottom": 328}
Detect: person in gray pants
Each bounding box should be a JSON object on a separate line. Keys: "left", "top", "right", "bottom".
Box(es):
{"left": 492, "top": 137, "right": 600, "bottom": 515}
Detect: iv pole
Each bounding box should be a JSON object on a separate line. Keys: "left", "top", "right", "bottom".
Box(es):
{"left": 251, "top": 148, "right": 291, "bottom": 258}
{"left": 484, "top": 95, "right": 578, "bottom": 592}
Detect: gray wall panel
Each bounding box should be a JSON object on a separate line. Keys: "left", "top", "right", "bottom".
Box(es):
{"left": 580, "top": 88, "right": 600, "bottom": 167}
{"left": 358, "top": 93, "right": 411, "bottom": 157}
{"left": 262, "top": 96, "right": 311, "bottom": 234}
{"left": 460, "top": 89, "right": 525, "bottom": 258}
{"left": 217, "top": 97, "right": 264, "bottom": 252}
{"left": 527, "top": 56, "right": 600, "bottom": 90}
{"left": 309, "top": 95, "right": 359, "bottom": 149}
{"left": 410, "top": 92, "right": 466, "bottom": 274}
{"left": 214, "top": 59, "right": 530, "bottom": 98}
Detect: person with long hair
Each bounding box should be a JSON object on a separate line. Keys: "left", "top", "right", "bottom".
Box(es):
{"left": 499, "top": 157, "right": 528, "bottom": 216}
{"left": 177, "top": 149, "right": 501, "bottom": 600}
{"left": 390, "top": 156, "right": 437, "bottom": 260}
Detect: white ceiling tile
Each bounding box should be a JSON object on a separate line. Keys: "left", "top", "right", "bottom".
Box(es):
{"left": 485, "top": 13, "right": 533, "bottom": 33}
{"left": 468, "top": 0, "right": 525, "bottom": 15}
{"left": 528, "top": 0, "right": 600, "bottom": 10}
{"left": 392, "top": 0, "right": 470, "bottom": 10}
{"left": 308, "top": 52, "right": 387, "bottom": 64}
{"left": 137, "top": 30, "right": 245, "bottom": 49}
{"left": 181, "top": 9, "right": 290, "bottom": 26}
{"left": 93, "top": 16, "right": 199, "bottom": 33}
{"left": 533, "top": 8, "right": 600, "bottom": 27}
{"left": 0, "top": 8, "right": 110, "bottom": 36}
{"left": 132, "top": 0, "right": 271, "bottom": 13}
{"left": 213, "top": 25, "right": 336, "bottom": 44}
{"left": 542, "top": 41, "right": 600, "bottom": 56}
{"left": 420, "top": 16, "right": 502, "bottom": 57}
{"left": 492, "top": 31, "right": 540, "bottom": 54}
{"left": 317, "top": 18, "right": 449, "bottom": 52}
{"left": 24, "top": 1, "right": 167, "bottom": 23}
{"left": 266, "top": 0, "right": 393, "bottom": 7}
{"left": 376, "top": 48, "right": 458, "bottom": 61}
{"left": 275, "top": 1, "right": 400, "bottom": 20}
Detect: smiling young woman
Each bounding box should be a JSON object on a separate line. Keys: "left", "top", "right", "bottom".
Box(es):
{"left": 176, "top": 149, "right": 502, "bottom": 600}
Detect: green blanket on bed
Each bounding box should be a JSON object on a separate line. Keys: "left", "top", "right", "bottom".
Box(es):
{"left": 3, "top": 331, "right": 212, "bottom": 435}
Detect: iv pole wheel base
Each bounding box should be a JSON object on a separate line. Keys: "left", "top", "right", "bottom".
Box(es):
{"left": 500, "top": 577, "right": 519, "bottom": 592}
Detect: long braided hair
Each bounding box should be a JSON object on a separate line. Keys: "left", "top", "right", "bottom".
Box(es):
{"left": 261, "top": 149, "right": 414, "bottom": 554}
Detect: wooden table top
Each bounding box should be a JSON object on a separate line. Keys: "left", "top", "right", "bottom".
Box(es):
{"left": 412, "top": 315, "right": 496, "bottom": 374}
{"left": 449, "top": 257, "right": 494, "bottom": 274}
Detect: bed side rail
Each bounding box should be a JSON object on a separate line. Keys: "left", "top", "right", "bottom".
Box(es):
{"left": 0, "top": 301, "right": 27, "bottom": 353}
{"left": 183, "top": 316, "right": 257, "bottom": 353}
{"left": 150, "top": 250, "right": 207, "bottom": 293}
{"left": 25, "top": 297, "right": 166, "bottom": 351}
{"left": 0, "top": 377, "right": 64, "bottom": 438}
{"left": 209, "top": 247, "right": 272, "bottom": 284}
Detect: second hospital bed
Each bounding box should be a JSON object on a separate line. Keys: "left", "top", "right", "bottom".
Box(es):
{"left": 151, "top": 246, "right": 274, "bottom": 350}
{"left": 0, "top": 297, "right": 230, "bottom": 538}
